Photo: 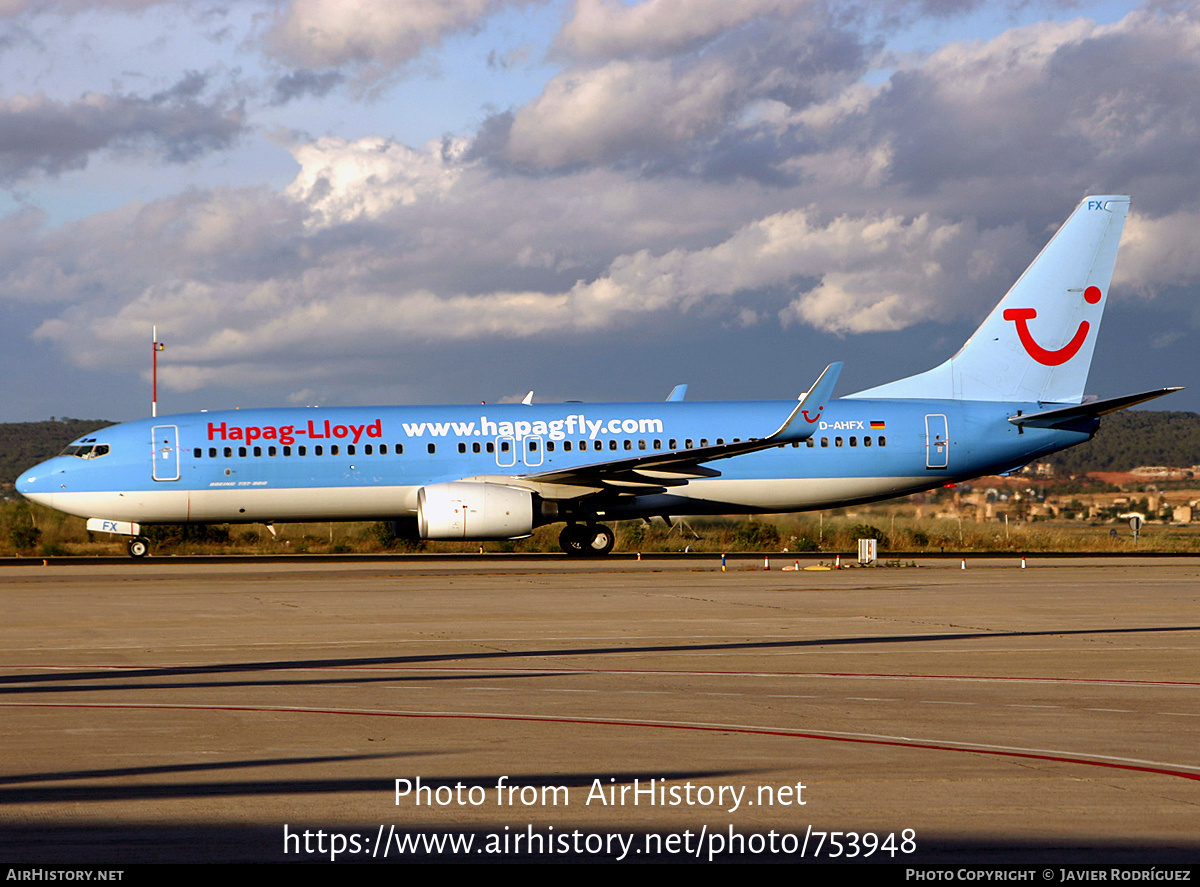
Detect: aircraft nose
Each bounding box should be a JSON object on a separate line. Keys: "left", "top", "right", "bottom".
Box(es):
{"left": 16, "top": 461, "right": 56, "bottom": 506}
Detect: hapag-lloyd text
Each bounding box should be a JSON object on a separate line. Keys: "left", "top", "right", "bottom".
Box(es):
{"left": 208, "top": 419, "right": 382, "bottom": 447}
{"left": 206, "top": 414, "right": 666, "bottom": 446}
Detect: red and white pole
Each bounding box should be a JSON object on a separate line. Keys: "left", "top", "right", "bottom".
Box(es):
{"left": 152, "top": 326, "right": 165, "bottom": 417}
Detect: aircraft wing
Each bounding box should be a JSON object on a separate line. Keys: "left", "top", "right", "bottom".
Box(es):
{"left": 514, "top": 362, "right": 842, "bottom": 494}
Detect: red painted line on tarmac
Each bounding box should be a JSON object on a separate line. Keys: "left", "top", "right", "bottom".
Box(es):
{"left": 8, "top": 700, "right": 1200, "bottom": 782}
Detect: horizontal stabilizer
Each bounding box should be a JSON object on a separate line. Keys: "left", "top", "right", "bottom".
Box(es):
{"left": 1009, "top": 387, "right": 1183, "bottom": 429}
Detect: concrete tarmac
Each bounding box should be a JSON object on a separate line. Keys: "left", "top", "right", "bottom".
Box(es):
{"left": 1, "top": 556, "right": 1198, "bottom": 863}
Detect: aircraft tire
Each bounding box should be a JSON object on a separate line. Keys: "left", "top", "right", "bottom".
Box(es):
{"left": 127, "top": 537, "right": 150, "bottom": 558}
{"left": 586, "top": 524, "right": 615, "bottom": 556}
{"left": 559, "top": 525, "right": 587, "bottom": 556}
{"left": 560, "top": 524, "right": 614, "bottom": 557}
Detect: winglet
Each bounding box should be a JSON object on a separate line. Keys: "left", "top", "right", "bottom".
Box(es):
{"left": 521, "top": 391, "right": 534, "bottom": 405}
{"left": 769, "top": 361, "right": 843, "bottom": 441}
{"left": 666, "top": 384, "right": 688, "bottom": 402}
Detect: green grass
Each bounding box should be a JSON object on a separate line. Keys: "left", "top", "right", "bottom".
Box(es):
{"left": 2, "top": 500, "right": 1196, "bottom": 557}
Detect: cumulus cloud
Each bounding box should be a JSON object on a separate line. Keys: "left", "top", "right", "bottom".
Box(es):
{"left": 6, "top": 1, "right": 1200, "bottom": 412}
{"left": 854, "top": 9, "right": 1200, "bottom": 211}
{"left": 266, "top": 0, "right": 538, "bottom": 72}
{"left": 285, "top": 135, "right": 470, "bottom": 226}
{"left": 0, "top": 73, "right": 244, "bottom": 183}
{"left": 270, "top": 68, "right": 345, "bottom": 105}
{"left": 1115, "top": 208, "right": 1200, "bottom": 296}
{"left": 22, "top": 142, "right": 1033, "bottom": 395}
{"left": 484, "top": 0, "right": 870, "bottom": 170}
{"left": 0, "top": 0, "right": 168, "bottom": 14}
{"left": 503, "top": 57, "right": 741, "bottom": 168}
{"left": 555, "top": 0, "right": 803, "bottom": 60}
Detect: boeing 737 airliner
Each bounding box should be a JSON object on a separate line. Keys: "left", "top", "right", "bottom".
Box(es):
{"left": 17, "top": 196, "right": 1180, "bottom": 557}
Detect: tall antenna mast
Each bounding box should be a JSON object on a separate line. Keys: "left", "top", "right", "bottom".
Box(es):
{"left": 152, "top": 326, "right": 165, "bottom": 417}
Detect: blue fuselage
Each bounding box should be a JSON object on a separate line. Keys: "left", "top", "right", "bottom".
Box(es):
{"left": 17, "top": 396, "right": 1091, "bottom": 526}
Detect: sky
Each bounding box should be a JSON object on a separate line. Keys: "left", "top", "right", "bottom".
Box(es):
{"left": 0, "top": 0, "right": 1197, "bottom": 422}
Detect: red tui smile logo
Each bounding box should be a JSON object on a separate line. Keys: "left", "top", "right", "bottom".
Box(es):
{"left": 1003, "top": 286, "right": 1102, "bottom": 366}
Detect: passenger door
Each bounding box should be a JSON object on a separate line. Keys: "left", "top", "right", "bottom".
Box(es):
{"left": 151, "top": 425, "right": 180, "bottom": 481}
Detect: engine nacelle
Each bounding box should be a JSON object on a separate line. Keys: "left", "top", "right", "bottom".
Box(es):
{"left": 416, "top": 482, "right": 534, "bottom": 540}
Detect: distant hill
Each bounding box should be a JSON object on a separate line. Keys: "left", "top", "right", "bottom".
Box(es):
{"left": 0, "top": 419, "right": 114, "bottom": 488}
{"left": 1044, "top": 410, "right": 1200, "bottom": 474}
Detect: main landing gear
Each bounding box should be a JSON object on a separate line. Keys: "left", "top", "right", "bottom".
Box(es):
{"left": 127, "top": 537, "right": 150, "bottom": 558}
{"left": 558, "top": 523, "right": 615, "bottom": 557}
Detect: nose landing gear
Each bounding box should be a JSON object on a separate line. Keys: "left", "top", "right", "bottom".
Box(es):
{"left": 558, "top": 523, "right": 615, "bottom": 557}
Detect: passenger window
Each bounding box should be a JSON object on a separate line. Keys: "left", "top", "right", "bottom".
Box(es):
{"left": 669, "top": 439, "right": 677, "bottom": 449}
{"left": 623, "top": 440, "right": 631, "bottom": 451}
{"left": 878, "top": 436, "right": 886, "bottom": 447}
{"left": 315, "top": 445, "right": 323, "bottom": 456}
{"left": 472, "top": 443, "right": 480, "bottom": 453}
{"left": 486, "top": 442, "right": 494, "bottom": 453}
{"left": 849, "top": 437, "right": 857, "bottom": 447}
{"left": 268, "top": 446, "right": 277, "bottom": 456}
{"left": 331, "top": 445, "right": 340, "bottom": 456}
{"left": 283, "top": 446, "right": 292, "bottom": 456}
{"left": 193, "top": 448, "right": 202, "bottom": 458}
{"left": 864, "top": 437, "right": 872, "bottom": 447}
{"left": 820, "top": 437, "right": 828, "bottom": 447}
{"left": 609, "top": 440, "right": 617, "bottom": 450}
{"left": 380, "top": 444, "right": 388, "bottom": 455}
{"left": 239, "top": 447, "right": 247, "bottom": 457}
{"left": 298, "top": 446, "right": 306, "bottom": 456}
{"left": 700, "top": 439, "right": 708, "bottom": 447}
{"left": 806, "top": 438, "right": 814, "bottom": 447}
{"left": 224, "top": 447, "right": 233, "bottom": 458}
{"left": 209, "top": 447, "right": 217, "bottom": 458}
{"left": 365, "top": 444, "right": 373, "bottom": 455}
{"left": 835, "top": 437, "right": 843, "bottom": 447}
{"left": 685, "top": 439, "right": 693, "bottom": 448}
{"left": 347, "top": 445, "right": 355, "bottom": 456}
{"left": 458, "top": 443, "right": 466, "bottom": 454}
{"left": 564, "top": 441, "right": 572, "bottom": 452}
{"left": 426, "top": 443, "right": 435, "bottom": 454}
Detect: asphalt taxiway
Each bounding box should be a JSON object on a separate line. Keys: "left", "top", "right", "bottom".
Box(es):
{"left": 1, "top": 556, "right": 1198, "bottom": 863}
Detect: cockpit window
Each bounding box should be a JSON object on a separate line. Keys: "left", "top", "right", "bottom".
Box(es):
{"left": 59, "top": 443, "right": 110, "bottom": 459}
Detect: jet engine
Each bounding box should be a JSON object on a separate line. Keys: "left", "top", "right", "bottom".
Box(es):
{"left": 416, "top": 482, "right": 534, "bottom": 540}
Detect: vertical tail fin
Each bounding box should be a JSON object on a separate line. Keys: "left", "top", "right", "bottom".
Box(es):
{"left": 850, "top": 195, "right": 1129, "bottom": 404}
